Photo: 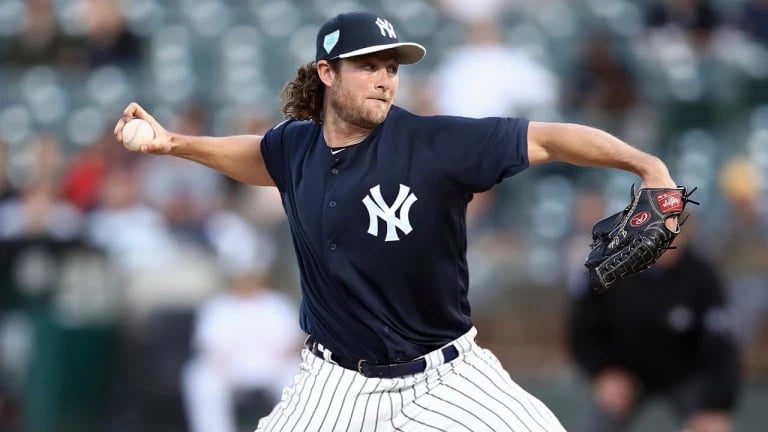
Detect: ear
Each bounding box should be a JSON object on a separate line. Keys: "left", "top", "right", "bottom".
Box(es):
{"left": 317, "top": 60, "right": 335, "bottom": 87}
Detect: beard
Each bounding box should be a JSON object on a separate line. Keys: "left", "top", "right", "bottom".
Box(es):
{"left": 329, "top": 79, "right": 390, "bottom": 129}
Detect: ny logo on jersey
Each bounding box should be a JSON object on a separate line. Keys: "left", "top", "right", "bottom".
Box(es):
{"left": 362, "top": 184, "right": 417, "bottom": 241}
{"left": 375, "top": 17, "right": 397, "bottom": 39}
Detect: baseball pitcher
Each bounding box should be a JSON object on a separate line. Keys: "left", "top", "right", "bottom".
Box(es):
{"left": 115, "top": 12, "right": 688, "bottom": 432}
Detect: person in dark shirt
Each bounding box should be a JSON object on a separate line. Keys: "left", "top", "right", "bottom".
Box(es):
{"left": 646, "top": 0, "right": 722, "bottom": 49}
{"left": 113, "top": 11, "right": 681, "bottom": 432}
{"left": 568, "top": 227, "right": 741, "bottom": 432}
{"left": 740, "top": 0, "right": 768, "bottom": 46}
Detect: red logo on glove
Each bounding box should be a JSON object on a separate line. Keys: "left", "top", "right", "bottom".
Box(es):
{"left": 656, "top": 191, "right": 684, "bottom": 214}
{"left": 630, "top": 211, "right": 651, "bottom": 227}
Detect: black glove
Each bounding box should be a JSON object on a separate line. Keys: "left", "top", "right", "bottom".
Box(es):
{"left": 584, "top": 185, "right": 698, "bottom": 292}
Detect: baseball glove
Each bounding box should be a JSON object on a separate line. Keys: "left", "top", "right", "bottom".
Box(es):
{"left": 584, "top": 185, "right": 698, "bottom": 292}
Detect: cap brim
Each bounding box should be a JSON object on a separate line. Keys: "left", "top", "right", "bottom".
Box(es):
{"left": 337, "top": 42, "right": 426, "bottom": 65}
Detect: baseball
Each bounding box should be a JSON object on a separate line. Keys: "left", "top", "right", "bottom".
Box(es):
{"left": 122, "top": 118, "right": 155, "bottom": 151}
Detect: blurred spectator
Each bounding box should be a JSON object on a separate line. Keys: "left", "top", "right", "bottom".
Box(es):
{"left": 79, "top": 0, "right": 142, "bottom": 68}
{"left": 141, "top": 105, "right": 226, "bottom": 247}
{"left": 61, "top": 133, "right": 115, "bottom": 213}
{"left": 0, "top": 134, "right": 83, "bottom": 240}
{"left": 3, "top": 0, "right": 82, "bottom": 70}
{"left": 715, "top": 157, "right": 768, "bottom": 346}
{"left": 740, "top": 0, "right": 768, "bottom": 46}
{"left": 18, "top": 133, "right": 66, "bottom": 190}
{"left": 564, "top": 186, "right": 608, "bottom": 297}
{"left": 434, "top": 0, "right": 508, "bottom": 24}
{"left": 0, "top": 180, "right": 82, "bottom": 241}
{"left": 567, "top": 226, "right": 741, "bottom": 432}
{"left": 563, "top": 31, "right": 639, "bottom": 137}
{"left": 430, "top": 19, "right": 558, "bottom": 119}
{"left": 646, "top": 0, "right": 722, "bottom": 50}
{"left": 87, "top": 165, "right": 220, "bottom": 334}
{"left": 203, "top": 180, "right": 276, "bottom": 277}
{"left": 230, "top": 110, "right": 290, "bottom": 230}
{"left": 86, "top": 166, "right": 178, "bottom": 270}
{"left": 5, "top": 0, "right": 141, "bottom": 72}
{"left": 0, "top": 142, "right": 17, "bottom": 203}
{"left": 640, "top": 0, "right": 730, "bottom": 149}
{"left": 182, "top": 264, "right": 301, "bottom": 432}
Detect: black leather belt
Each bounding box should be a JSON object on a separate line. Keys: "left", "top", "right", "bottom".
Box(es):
{"left": 305, "top": 336, "right": 459, "bottom": 379}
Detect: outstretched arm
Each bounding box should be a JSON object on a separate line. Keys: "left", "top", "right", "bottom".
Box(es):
{"left": 114, "top": 102, "right": 275, "bottom": 187}
{"left": 527, "top": 122, "right": 675, "bottom": 189}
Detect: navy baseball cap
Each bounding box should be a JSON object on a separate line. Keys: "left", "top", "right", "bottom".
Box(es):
{"left": 315, "top": 12, "right": 426, "bottom": 65}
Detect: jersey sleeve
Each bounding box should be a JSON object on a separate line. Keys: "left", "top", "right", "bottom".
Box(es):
{"left": 421, "top": 115, "right": 530, "bottom": 193}
{"left": 260, "top": 120, "right": 291, "bottom": 192}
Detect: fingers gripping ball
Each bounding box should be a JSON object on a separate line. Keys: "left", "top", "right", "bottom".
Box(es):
{"left": 584, "top": 185, "right": 699, "bottom": 292}
{"left": 122, "top": 118, "right": 155, "bottom": 151}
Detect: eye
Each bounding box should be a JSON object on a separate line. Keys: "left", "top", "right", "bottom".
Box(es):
{"left": 387, "top": 65, "right": 399, "bottom": 74}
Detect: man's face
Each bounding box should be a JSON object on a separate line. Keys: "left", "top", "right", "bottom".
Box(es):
{"left": 327, "top": 50, "right": 400, "bottom": 129}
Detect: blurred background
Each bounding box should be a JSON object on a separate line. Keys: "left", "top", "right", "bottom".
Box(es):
{"left": 0, "top": 0, "right": 767, "bottom": 431}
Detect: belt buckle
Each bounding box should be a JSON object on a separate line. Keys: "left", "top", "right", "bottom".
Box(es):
{"left": 357, "top": 359, "right": 366, "bottom": 375}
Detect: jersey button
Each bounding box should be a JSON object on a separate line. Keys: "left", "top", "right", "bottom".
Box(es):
{"left": 329, "top": 201, "right": 336, "bottom": 208}
{"left": 329, "top": 243, "right": 337, "bottom": 251}
{"left": 331, "top": 168, "right": 339, "bottom": 175}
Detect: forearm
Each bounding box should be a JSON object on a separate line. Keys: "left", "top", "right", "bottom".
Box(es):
{"left": 528, "top": 122, "right": 674, "bottom": 187}
{"left": 115, "top": 102, "right": 276, "bottom": 186}
{"left": 170, "top": 134, "right": 275, "bottom": 186}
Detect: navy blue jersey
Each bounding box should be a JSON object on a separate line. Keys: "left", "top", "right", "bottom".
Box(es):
{"left": 261, "top": 106, "right": 529, "bottom": 362}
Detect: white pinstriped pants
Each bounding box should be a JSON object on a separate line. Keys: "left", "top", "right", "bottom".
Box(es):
{"left": 255, "top": 327, "right": 567, "bottom": 431}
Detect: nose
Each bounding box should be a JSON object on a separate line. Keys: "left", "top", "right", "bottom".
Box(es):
{"left": 374, "top": 68, "right": 391, "bottom": 91}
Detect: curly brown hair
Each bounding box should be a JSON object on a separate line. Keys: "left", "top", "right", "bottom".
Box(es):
{"left": 280, "top": 61, "right": 338, "bottom": 124}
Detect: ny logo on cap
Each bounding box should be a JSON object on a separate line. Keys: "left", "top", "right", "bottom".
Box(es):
{"left": 375, "top": 17, "right": 396, "bottom": 39}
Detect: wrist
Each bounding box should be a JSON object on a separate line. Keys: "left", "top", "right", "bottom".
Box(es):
{"left": 638, "top": 157, "right": 675, "bottom": 189}
{"left": 167, "top": 132, "right": 186, "bottom": 155}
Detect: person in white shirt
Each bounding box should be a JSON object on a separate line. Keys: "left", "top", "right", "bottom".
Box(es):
{"left": 182, "top": 263, "right": 302, "bottom": 432}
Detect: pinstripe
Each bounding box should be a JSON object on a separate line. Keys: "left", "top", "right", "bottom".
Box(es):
{"left": 427, "top": 392, "right": 498, "bottom": 431}
{"left": 357, "top": 378, "right": 382, "bottom": 432}
{"left": 449, "top": 376, "right": 529, "bottom": 431}
{"left": 526, "top": 396, "right": 555, "bottom": 428}
{"left": 318, "top": 366, "right": 347, "bottom": 430}
{"left": 476, "top": 352, "right": 562, "bottom": 430}
{"left": 444, "top": 372, "right": 521, "bottom": 431}
{"left": 470, "top": 358, "right": 551, "bottom": 431}
{"left": 389, "top": 388, "right": 405, "bottom": 431}
{"left": 410, "top": 374, "right": 472, "bottom": 431}
{"left": 468, "top": 351, "right": 555, "bottom": 431}
{"left": 373, "top": 380, "right": 385, "bottom": 432}
{"left": 398, "top": 387, "right": 448, "bottom": 431}
{"left": 331, "top": 371, "right": 360, "bottom": 431}
{"left": 530, "top": 396, "right": 562, "bottom": 428}
{"left": 344, "top": 373, "right": 377, "bottom": 432}
{"left": 411, "top": 388, "right": 472, "bottom": 431}
{"left": 282, "top": 358, "right": 324, "bottom": 432}
{"left": 258, "top": 329, "right": 564, "bottom": 432}
{"left": 261, "top": 352, "right": 313, "bottom": 431}
{"left": 425, "top": 368, "right": 495, "bottom": 431}
{"left": 294, "top": 361, "right": 338, "bottom": 432}
{"left": 460, "top": 361, "right": 540, "bottom": 431}
{"left": 530, "top": 396, "right": 561, "bottom": 427}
